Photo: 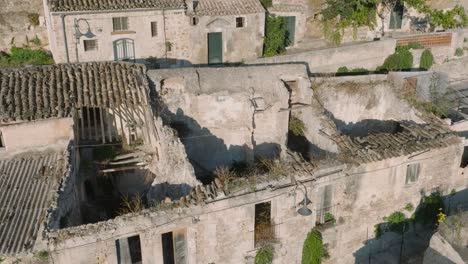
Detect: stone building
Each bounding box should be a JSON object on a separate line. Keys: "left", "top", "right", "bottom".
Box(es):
{"left": 1, "top": 63, "right": 467, "bottom": 263}
{"left": 0, "top": 62, "right": 197, "bottom": 259}
{"left": 42, "top": 0, "right": 265, "bottom": 66}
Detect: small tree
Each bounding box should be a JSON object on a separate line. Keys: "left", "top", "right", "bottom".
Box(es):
{"left": 420, "top": 49, "right": 434, "bottom": 70}
{"left": 263, "top": 15, "right": 289, "bottom": 57}
{"left": 255, "top": 245, "right": 274, "bottom": 264}
{"left": 302, "top": 229, "right": 324, "bottom": 264}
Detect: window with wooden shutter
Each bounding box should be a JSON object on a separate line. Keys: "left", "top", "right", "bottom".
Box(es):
{"left": 162, "top": 230, "right": 187, "bottom": 264}
{"left": 83, "top": 39, "right": 98, "bottom": 51}
{"left": 113, "top": 17, "right": 129, "bottom": 31}
{"left": 236, "top": 17, "right": 245, "bottom": 28}
{"left": 115, "top": 235, "right": 142, "bottom": 264}
{"left": 151, "top": 21, "right": 158, "bottom": 37}
{"left": 405, "top": 163, "right": 420, "bottom": 185}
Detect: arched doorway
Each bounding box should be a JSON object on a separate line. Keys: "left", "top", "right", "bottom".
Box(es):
{"left": 113, "top": 38, "right": 135, "bottom": 62}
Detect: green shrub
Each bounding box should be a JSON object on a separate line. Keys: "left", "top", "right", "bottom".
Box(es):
{"left": 289, "top": 116, "right": 306, "bottom": 136}
{"left": 420, "top": 49, "right": 434, "bottom": 70}
{"left": 28, "top": 13, "right": 40, "bottom": 26}
{"left": 415, "top": 192, "right": 445, "bottom": 227}
{"left": 324, "top": 213, "right": 336, "bottom": 224}
{"left": 374, "top": 224, "right": 382, "bottom": 239}
{"left": 9, "top": 47, "right": 53, "bottom": 65}
{"left": 35, "top": 250, "right": 49, "bottom": 261}
{"left": 350, "top": 68, "right": 369, "bottom": 73}
{"left": 30, "top": 36, "right": 42, "bottom": 46}
{"left": 455, "top": 48, "right": 464, "bottom": 57}
{"left": 255, "top": 245, "right": 274, "bottom": 264}
{"left": 259, "top": 0, "right": 272, "bottom": 8}
{"left": 404, "top": 203, "right": 414, "bottom": 212}
{"left": 337, "top": 66, "right": 349, "bottom": 73}
{"left": 407, "top": 42, "right": 424, "bottom": 50}
{"left": 263, "top": 15, "right": 289, "bottom": 57}
{"left": 383, "top": 211, "right": 408, "bottom": 234}
{"left": 378, "top": 49, "right": 413, "bottom": 72}
{"left": 302, "top": 228, "right": 324, "bottom": 264}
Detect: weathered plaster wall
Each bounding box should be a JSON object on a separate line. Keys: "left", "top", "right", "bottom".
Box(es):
{"left": 45, "top": 9, "right": 189, "bottom": 63}
{"left": 189, "top": 13, "right": 265, "bottom": 64}
{"left": 248, "top": 39, "right": 397, "bottom": 73}
{"left": 317, "top": 143, "right": 465, "bottom": 264}
{"left": 0, "top": 118, "right": 74, "bottom": 155}
{"left": 48, "top": 179, "right": 316, "bottom": 264}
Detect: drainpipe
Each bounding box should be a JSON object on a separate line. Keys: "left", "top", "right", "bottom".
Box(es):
{"left": 60, "top": 14, "right": 70, "bottom": 63}
{"left": 163, "top": 9, "right": 168, "bottom": 61}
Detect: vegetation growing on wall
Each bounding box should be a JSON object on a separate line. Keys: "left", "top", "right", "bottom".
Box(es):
{"left": 0, "top": 47, "right": 54, "bottom": 68}
{"left": 419, "top": 49, "right": 434, "bottom": 70}
{"left": 289, "top": 116, "right": 306, "bottom": 136}
{"left": 255, "top": 244, "right": 274, "bottom": 264}
{"left": 321, "top": 0, "right": 468, "bottom": 45}
{"left": 414, "top": 192, "right": 445, "bottom": 227}
{"left": 263, "top": 15, "right": 290, "bottom": 57}
{"left": 27, "top": 13, "right": 40, "bottom": 26}
{"left": 302, "top": 228, "right": 325, "bottom": 264}
{"left": 429, "top": 5, "right": 468, "bottom": 29}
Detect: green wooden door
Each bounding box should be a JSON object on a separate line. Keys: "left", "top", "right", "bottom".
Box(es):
{"left": 389, "top": 2, "right": 403, "bottom": 29}
{"left": 285, "top": 16, "right": 296, "bottom": 46}
{"left": 208, "top": 32, "right": 222, "bottom": 64}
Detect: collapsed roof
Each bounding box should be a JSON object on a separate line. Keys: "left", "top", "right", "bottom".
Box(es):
{"left": 0, "top": 62, "right": 148, "bottom": 124}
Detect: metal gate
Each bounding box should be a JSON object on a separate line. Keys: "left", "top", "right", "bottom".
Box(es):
{"left": 113, "top": 38, "right": 135, "bottom": 62}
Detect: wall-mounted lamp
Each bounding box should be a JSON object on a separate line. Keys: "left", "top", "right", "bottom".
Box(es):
{"left": 295, "top": 182, "right": 312, "bottom": 216}
{"left": 73, "top": 18, "right": 95, "bottom": 62}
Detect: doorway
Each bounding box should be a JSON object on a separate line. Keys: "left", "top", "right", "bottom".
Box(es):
{"left": 114, "top": 38, "right": 135, "bottom": 61}
{"left": 285, "top": 16, "right": 296, "bottom": 46}
{"left": 208, "top": 32, "right": 222, "bottom": 64}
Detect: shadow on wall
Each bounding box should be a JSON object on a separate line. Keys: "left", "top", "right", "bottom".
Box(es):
{"left": 167, "top": 108, "right": 282, "bottom": 183}
{"left": 352, "top": 188, "right": 468, "bottom": 264}
{"left": 324, "top": 109, "right": 418, "bottom": 137}
{"left": 146, "top": 82, "right": 283, "bottom": 183}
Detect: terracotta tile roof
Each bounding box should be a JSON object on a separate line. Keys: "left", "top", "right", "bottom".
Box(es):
{"left": 268, "top": 4, "right": 305, "bottom": 13}
{"left": 0, "top": 151, "right": 68, "bottom": 255}
{"left": 0, "top": 62, "right": 149, "bottom": 124}
{"left": 48, "top": 0, "right": 186, "bottom": 12}
{"left": 336, "top": 123, "right": 460, "bottom": 163}
{"left": 194, "top": 0, "right": 265, "bottom": 15}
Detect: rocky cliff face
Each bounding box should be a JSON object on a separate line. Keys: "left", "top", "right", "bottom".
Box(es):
{"left": 0, "top": 0, "right": 48, "bottom": 52}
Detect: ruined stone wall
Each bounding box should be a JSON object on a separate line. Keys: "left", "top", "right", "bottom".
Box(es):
{"left": 314, "top": 78, "right": 425, "bottom": 133}
{"left": 148, "top": 65, "right": 313, "bottom": 171}
{"left": 0, "top": 0, "right": 48, "bottom": 52}
{"left": 48, "top": 179, "right": 316, "bottom": 264}
{"left": 317, "top": 142, "right": 465, "bottom": 263}
{"left": 189, "top": 13, "right": 265, "bottom": 64}
{"left": 0, "top": 117, "right": 74, "bottom": 155}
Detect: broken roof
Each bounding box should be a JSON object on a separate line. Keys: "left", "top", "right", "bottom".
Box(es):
{"left": 48, "top": 0, "right": 186, "bottom": 12}
{"left": 0, "top": 62, "right": 148, "bottom": 124}
{"left": 336, "top": 123, "right": 459, "bottom": 163}
{"left": 0, "top": 150, "right": 68, "bottom": 255}
{"left": 194, "top": 0, "right": 265, "bottom": 15}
